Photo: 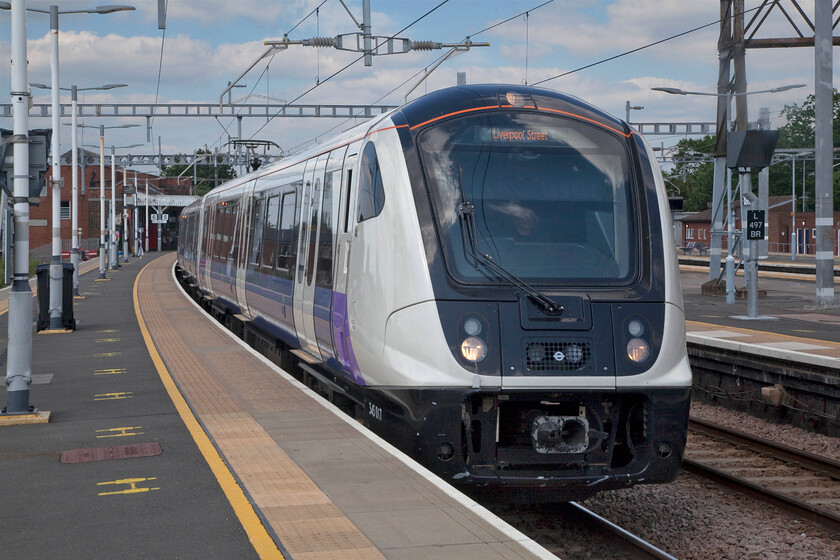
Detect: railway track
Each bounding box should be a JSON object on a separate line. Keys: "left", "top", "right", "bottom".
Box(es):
{"left": 491, "top": 501, "right": 679, "bottom": 560}
{"left": 684, "top": 417, "right": 840, "bottom": 535}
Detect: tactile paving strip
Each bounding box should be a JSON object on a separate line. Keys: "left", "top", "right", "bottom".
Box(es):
{"left": 137, "top": 255, "right": 385, "bottom": 559}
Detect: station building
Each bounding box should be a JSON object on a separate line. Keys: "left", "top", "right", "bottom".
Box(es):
{"left": 677, "top": 195, "right": 840, "bottom": 256}
{"left": 27, "top": 149, "right": 196, "bottom": 261}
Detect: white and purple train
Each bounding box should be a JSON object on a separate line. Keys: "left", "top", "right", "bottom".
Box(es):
{"left": 176, "top": 84, "right": 691, "bottom": 501}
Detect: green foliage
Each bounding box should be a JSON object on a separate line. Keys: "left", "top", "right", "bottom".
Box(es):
{"left": 777, "top": 90, "right": 840, "bottom": 149}
{"left": 664, "top": 136, "right": 716, "bottom": 212}
{"left": 770, "top": 89, "right": 840, "bottom": 211}
{"left": 667, "top": 90, "right": 840, "bottom": 212}
{"left": 161, "top": 149, "right": 236, "bottom": 196}
{"left": 0, "top": 258, "right": 39, "bottom": 288}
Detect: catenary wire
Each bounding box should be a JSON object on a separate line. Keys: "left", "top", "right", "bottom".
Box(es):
{"left": 247, "top": 0, "right": 452, "bottom": 141}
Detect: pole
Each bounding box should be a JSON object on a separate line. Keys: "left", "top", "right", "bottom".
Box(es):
{"left": 744, "top": 191, "right": 759, "bottom": 318}
{"left": 362, "top": 0, "right": 372, "bottom": 67}
{"left": 98, "top": 126, "right": 106, "bottom": 279}
{"left": 109, "top": 146, "right": 117, "bottom": 269}
{"left": 122, "top": 171, "right": 129, "bottom": 263}
{"left": 710, "top": 0, "right": 732, "bottom": 282}
{"left": 747, "top": 238, "right": 759, "bottom": 317}
{"left": 70, "top": 86, "right": 80, "bottom": 295}
{"left": 48, "top": 4, "right": 63, "bottom": 330}
{"left": 145, "top": 179, "right": 149, "bottom": 252}
{"left": 814, "top": 0, "right": 835, "bottom": 308}
{"left": 725, "top": 167, "right": 735, "bottom": 304}
{"left": 5, "top": 0, "right": 34, "bottom": 413}
{"left": 1, "top": 191, "right": 9, "bottom": 286}
{"left": 791, "top": 155, "right": 796, "bottom": 261}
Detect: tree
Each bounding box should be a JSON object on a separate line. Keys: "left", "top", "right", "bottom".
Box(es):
{"left": 770, "top": 89, "right": 840, "bottom": 210}
{"left": 663, "top": 91, "right": 840, "bottom": 212}
{"left": 161, "top": 149, "right": 237, "bottom": 196}
{"left": 664, "top": 136, "right": 716, "bottom": 212}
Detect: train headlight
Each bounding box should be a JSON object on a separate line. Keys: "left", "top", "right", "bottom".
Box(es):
{"left": 627, "top": 319, "right": 645, "bottom": 337}
{"left": 626, "top": 338, "right": 650, "bottom": 363}
{"left": 463, "top": 317, "right": 483, "bottom": 336}
{"left": 461, "top": 337, "right": 488, "bottom": 362}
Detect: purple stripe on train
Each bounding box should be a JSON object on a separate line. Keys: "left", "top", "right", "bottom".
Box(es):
{"left": 331, "top": 291, "right": 365, "bottom": 386}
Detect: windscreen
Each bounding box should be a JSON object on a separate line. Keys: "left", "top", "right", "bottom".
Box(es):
{"left": 416, "top": 111, "right": 638, "bottom": 285}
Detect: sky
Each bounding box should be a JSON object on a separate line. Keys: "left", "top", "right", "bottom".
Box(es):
{"left": 1, "top": 0, "right": 837, "bottom": 173}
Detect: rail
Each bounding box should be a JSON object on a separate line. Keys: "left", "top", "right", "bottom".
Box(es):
{"left": 684, "top": 417, "right": 840, "bottom": 535}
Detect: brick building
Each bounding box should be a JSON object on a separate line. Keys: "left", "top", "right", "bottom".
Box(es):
{"left": 28, "top": 149, "right": 192, "bottom": 259}
{"left": 679, "top": 195, "right": 840, "bottom": 255}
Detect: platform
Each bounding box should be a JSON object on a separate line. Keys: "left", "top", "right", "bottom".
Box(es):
{"left": 680, "top": 254, "right": 840, "bottom": 366}
{"left": 0, "top": 253, "right": 554, "bottom": 560}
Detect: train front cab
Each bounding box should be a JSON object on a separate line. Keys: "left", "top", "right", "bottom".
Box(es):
{"left": 363, "top": 85, "right": 692, "bottom": 501}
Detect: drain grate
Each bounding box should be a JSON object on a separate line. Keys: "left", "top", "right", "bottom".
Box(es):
{"left": 60, "top": 443, "right": 162, "bottom": 464}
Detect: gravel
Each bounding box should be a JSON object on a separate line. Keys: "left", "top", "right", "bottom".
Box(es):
{"left": 575, "top": 401, "right": 840, "bottom": 560}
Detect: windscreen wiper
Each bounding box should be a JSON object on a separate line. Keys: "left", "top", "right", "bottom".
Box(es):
{"left": 456, "top": 170, "right": 563, "bottom": 316}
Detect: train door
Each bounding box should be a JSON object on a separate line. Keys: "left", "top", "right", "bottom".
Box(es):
{"left": 234, "top": 184, "right": 255, "bottom": 318}
{"left": 332, "top": 146, "right": 359, "bottom": 373}
{"left": 224, "top": 201, "right": 239, "bottom": 301}
{"left": 293, "top": 155, "right": 328, "bottom": 358}
{"left": 200, "top": 198, "right": 214, "bottom": 293}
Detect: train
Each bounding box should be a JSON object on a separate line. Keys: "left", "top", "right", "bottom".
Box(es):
{"left": 176, "top": 84, "right": 692, "bottom": 502}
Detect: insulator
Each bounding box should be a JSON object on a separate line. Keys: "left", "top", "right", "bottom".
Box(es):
{"left": 306, "top": 36, "right": 335, "bottom": 48}
{"left": 410, "top": 40, "right": 441, "bottom": 51}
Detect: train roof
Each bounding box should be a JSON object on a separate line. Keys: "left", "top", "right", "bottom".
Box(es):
{"left": 395, "top": 84, "right": 628, "bottom": 136}
{"left": 184, "top": 84, "right": 630, "bottom": 213}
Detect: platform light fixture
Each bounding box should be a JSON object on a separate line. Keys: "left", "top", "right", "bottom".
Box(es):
{"left": 652, "top": 83, "right": 805, "bottom": 305}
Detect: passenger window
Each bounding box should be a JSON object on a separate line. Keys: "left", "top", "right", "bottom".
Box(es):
{"left": 306, "top": 179, "right": 322, "bottom": 286}
{"left": 343, "top": 168, "right": 353, "bottom": 233}
{"left": 261, "top": 195, "right": 281, "bottom": 269}
{"left": 249, "top": 197, "right": 265, "bottom": 266}
{"left": 357, "top": 142, "right": 385, "bottom": 223}
{"left": 317, "top": 170, "right": 336, "bottom": 287}
{"left": 276, "top": 191, "right": 296, "bottom": 271}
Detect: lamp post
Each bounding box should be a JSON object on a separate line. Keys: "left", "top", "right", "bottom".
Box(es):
{"left": 38, "top": 83, "right": 126, "bottom": 295}
{"left": 76, "top": 124, "right": 139, "bottom": 279}
{"left": 109, "top": 144, "right": 141, "bottom": 269}
{"left": 3, "top": 0, "right": 33, "bottom": 415}
{"left": 625, "top": 101, "right": 644, "bottom": 124}
{"left": 652, "top": 83, "right": 805, "bottom": 304}
{"left": 0, "top": 3, "right": 134, "bottom": 329}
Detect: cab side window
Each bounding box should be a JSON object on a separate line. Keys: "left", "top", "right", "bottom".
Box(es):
{"left": 357, "top": 142, "right": 385, "bottom": 223}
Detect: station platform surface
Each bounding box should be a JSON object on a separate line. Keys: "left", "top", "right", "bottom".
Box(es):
{"left": 0, "top": 253, "right": 554, "bottom": 560}
{"left": 681, "top": 253, "right": 840, "bottom": 367}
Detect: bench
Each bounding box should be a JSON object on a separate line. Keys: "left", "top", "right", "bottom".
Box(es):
{"left": 679, "top": 242, "right": 708, "bottom": 256}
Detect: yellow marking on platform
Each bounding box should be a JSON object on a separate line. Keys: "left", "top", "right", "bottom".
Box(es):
{"left": 0, "top": 410, "right": 51, "bottom": 426}
{"left": 96, "top": 338, "right": 120, "bottom": 343}
{"left": 97, "top": 477, "right": 159, "bottom": 496}
{"left": 133, "top": 261, "right": 285, "bottom": 559}
{"left": 94, "top": 392, "right": 133, "bottom": 401}
{"left": 95, "top": 278, "right": 111, "bottom": 282}
{"left": 37, "top": 329, "right": 73, "bottom": 335}
{"left": 94, "top": 352, "right": 122, "bottom": 358}
{"left": 94, "top": 368, "right": 127, "bottom": 376}
{"left": 96, "top": 426, "right": 143, "bottom": 438}
{"left": 97, "top": 329, "right": 119, "bottom": 333}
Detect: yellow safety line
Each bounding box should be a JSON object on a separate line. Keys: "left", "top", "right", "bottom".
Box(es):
{"left": 132, "top": 259, "right": 284, "bottom": 560}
